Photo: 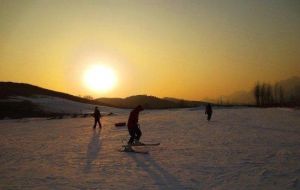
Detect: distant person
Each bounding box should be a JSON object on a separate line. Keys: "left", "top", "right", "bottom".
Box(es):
{"left": 205, "top": 103, "right": 213, "bottom": 121}
{"left": 126, "top": 105, "right": 144, "bottom": 150}
{"left": 93, "top": 106, "right": 102, "bottom": 129}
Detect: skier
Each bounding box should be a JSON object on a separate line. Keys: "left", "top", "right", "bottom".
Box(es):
{"left": 93, "top": 106, "right": 102, "bottom": 129}
{"left": 205, "top": 103, "right": 213, "bottom": 121}
{"left": 125, "top": 105, "right": 144, "bottom": 150}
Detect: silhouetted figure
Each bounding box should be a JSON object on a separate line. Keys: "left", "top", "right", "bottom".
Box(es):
{"left": 93, "top": 107, "right": 102, "bottom": 129}
{"left": 205, "top": 103, "right": 213, "bottom": 121}
{"left": 127, "top": 105, "right": 144, "bottom": 149}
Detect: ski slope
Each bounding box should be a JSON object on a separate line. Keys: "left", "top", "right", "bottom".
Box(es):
{"left": 10, "top": 95, "right": 125, "bottom": 115}
{"left": 0, "top": 108, "right": 300, "bottom": 189}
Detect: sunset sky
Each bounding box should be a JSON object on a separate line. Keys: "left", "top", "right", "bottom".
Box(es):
{"left": 1, "top": 0, "right": 299, "bottom": 100}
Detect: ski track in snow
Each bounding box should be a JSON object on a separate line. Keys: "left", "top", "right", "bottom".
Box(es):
{"left": 0, "top": 108, "right": 300, "bottom": 189}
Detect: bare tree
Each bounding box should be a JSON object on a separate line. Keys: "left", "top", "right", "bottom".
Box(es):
{"left": 295, "top": 85, "right": 300, "bottom": 106}
{"left": 279, "top": 86, "right": 284, "bottom": 106}
{"left": 83, "top": 95, "right": 94, "bottom": 100}
{"left": 260, "top": 83, "right": 267, "bottom": 106}
{"left": 253, "top": 79, "right": 299, "bottom": 107}
{"left": 254, "top": 82, "right": 260, "bottom": 106}
{"left": 273, "top": 83, "right": 280, "bottom": 106}
{"left": 266, "top": 84, "right": 273, "bottom": 106}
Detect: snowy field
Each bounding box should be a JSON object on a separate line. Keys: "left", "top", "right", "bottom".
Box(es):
{"left": 0, "top": 107, "right": 300, "bottom": 189}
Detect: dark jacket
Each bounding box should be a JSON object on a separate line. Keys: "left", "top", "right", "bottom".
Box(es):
{"left": 127, "top": 105, "right": 143, "bottom": 129}
{"left": 93, "top": 108, "right": 101, "bottom": 119}
{"left": 205, "top": 104, "right": 212, "bottom": 115}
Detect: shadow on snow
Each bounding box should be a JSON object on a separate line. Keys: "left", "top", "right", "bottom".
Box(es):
{"left": 84, "top": 129, "right": 101, "bottom": 173}
{"left": 129, "top": 153, "right": 192, "bottom": 189}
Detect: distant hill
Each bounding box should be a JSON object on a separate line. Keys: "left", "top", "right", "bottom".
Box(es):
{"left": 221, "top": 91, "right": 255, "bottom": 105}
{"left": 96, "top": 95, "right": 206, "bottom": 109}
{"left": 163, "top": 97, "right": 206, "bottom": 107}
{"left": 277, "top": 76, "right": 300, "bottom": 105}
{"left": 0, "top": 82, "right": 105, "bottom": 105}
{"left": 213, "top": 76, "right": 300, "bottom": 105}
{"left": 0, "top": 82, "right": 107, "bottom": 118}
{"left": 0, "top": 82, "right": 207, "bottom": 118}
{"left": 277, "top": 76, "right": 300, "bottom": 96}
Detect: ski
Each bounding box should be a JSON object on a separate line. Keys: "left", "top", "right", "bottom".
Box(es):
{"left": 132, "top": 142, "right": 160, "bottom": 146}
{"left": 119, "top": 149, "right": 149, "bottom": 154}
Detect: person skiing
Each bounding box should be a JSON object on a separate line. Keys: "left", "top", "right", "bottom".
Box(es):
{"left": 93, "top": 106, "right": 102, "bottom": 129}
{"left": 126, "top": 105, "right": 144, "bottom": 149}
{"left": 205, "top": 103, "right": 213, "bottom": 121}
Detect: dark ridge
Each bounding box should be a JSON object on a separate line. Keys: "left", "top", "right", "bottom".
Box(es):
{"left": 0, "top": 100, "right": 48, "bottom": 119}
{"left": 96, "top": 95, "right": 206, "bottom": 109}
{"left": 0, "top": 82, "right": 209, "bottom": 113}
{"left": 0, "top": 82, "right": 107, "bottom": 105}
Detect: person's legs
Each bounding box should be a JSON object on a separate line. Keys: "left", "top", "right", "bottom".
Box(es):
{"left": 97, "top": 119, "right": 102, "bottom": 128}
{"left": 93, "top": 119, "right": 97, "bottom": 129}
{"left": 128, "top": 128, "right": 136, "bottom": 144}
{"left": 207, "top": 113, "right": 212, "bottom": 121}
{"left": 135, "top": 127, "right": 142, "bottom": 141}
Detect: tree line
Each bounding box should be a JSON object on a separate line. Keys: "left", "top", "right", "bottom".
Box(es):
{"left": 253, "top": 82, "right": 300, "bottom": 107}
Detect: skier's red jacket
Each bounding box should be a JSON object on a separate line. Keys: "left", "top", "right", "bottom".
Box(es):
{"left": 127, "top": 105, "right": 144, "bottom": 129}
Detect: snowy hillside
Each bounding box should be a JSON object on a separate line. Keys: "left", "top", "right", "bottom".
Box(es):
{"left": 14, "top": 95, "right": 125, "bottom": 115}
{"left": 0, "top": 82, "right": 117, "bottom": 118}
{"left": 0, "top": 108, "right": 299, "bottom": 189}
{"left": 1, "top": 95, "right": 126, "bottom": 118}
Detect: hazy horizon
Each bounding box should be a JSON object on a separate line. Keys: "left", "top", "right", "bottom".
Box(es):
{"left": 1, "top": 0, "right": 299, "bottom": 100}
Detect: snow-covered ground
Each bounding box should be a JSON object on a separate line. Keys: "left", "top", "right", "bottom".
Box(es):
{"left": 0, "top": 108, "right": 300, "bottom": 189}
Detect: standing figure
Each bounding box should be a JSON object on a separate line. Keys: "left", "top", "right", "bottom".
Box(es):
{"left": 93, "top": 106, "right": 102, "bottom": 129}
{"left": 205, "top": 103, "right": 213, "bottom": 121}
{"left": 127, "top": 105, "right": 144, "bottom": 148}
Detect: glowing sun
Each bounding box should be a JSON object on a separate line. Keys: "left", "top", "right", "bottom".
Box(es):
{"left": 83, "top": 64, "right": 117, "bottom": 92}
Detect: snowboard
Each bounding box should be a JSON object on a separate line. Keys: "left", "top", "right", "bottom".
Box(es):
{"left": 122, "top": 143, "right": 160, "bottom": 147}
